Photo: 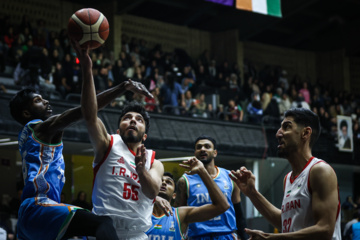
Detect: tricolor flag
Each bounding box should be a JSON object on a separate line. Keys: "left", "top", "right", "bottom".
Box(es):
{"left": 236, "top": 0, "right": 282, "bottom": 17}
{"left": 154, "top": 225, "right": 162, "bottom": 229}
{"left": 130, "top": 161, "right": 136, "bottom": 169}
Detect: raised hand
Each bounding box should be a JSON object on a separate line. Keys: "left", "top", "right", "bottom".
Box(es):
{"left": 124, "top": 79, "right": 153, "bottom": 99}
{"left": 69, "top": 38, "right": 92, "bottom": 68}
{"left": 154, "top": 196, "right": 173, "bottom": 216}
{"left": 179, "top": 157, "right": 204, "bottom": 175}
{"left": 135, "top": 144, "right": 147, "bottom": 173}
{"left": 229, "top": 166, "right": 256, "bottom": 196}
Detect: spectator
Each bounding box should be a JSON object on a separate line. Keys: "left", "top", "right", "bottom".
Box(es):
{"left": 160, "top": 72, "right": 185, "bottom": 115}
{"left": 192, "top": 93, "right": 208, "bottom": 118}
{"left": 225, "top": 99, "right": 243, "bottom": 122}
{"left": 71, "top": 191, "right": 91, "bottom": 211}
{"left": 247, "top": 93, "right": 263, "bottom": 124}
{"left": 299, "top": 81, "right": 311, "bottom": 104}
{"left": 291, "top": 93, "right": 310, "bottom": 109}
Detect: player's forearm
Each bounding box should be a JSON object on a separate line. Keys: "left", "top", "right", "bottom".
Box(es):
{"left": 198, "top": 167, "right": 229, "bottom": 211}
{"left": 96, "top": 81, "right": 127, "bottom": 109}
{"left": 138, "top": 170, "right": 160, "bottom": 199}
{"left": 247, "top": 189, "right": 282, "bottom": 229}
{"left": 81, "top": 64, "right": 98, "bottom": 123}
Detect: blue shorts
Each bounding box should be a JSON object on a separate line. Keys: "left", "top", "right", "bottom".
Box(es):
{"left": 17, "top": 197, "right": 82, "bottom": 240}
{"left": 188, "top": 232, "right": 238, "bottom": 240}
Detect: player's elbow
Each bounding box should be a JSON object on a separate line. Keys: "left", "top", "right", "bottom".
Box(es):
{"left": 217, "top": 201, "right": 230, "bottom": 213}
{"left": 318, "top": 224, "right": 335, "bottom": 240}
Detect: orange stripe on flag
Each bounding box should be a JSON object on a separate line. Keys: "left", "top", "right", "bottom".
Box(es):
{"left": 236, "top": 0, "right": 252, "bottom": 11}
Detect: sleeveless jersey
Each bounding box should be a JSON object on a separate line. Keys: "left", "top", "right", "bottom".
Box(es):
{"left": 281, "top": 157, "right": 341, "bottom": 240}
{"left": 146, "top": 207, "right": 185, "bottom": 240}
{"left": 183, "top": 166, "right": 236, "bottom": 237}
{"left": 92, "top": 134, "right": 156, "bottom": 239}
{"left": 18, "top": 119, "right": 65, "bottom": 202}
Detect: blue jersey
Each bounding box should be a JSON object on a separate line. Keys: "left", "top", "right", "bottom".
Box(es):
{"left": 18, "top": 119, "right": 65, "bottom": 202}
{"left": 146, "top": 207, "right": 185, "bottom": 240}
{"left": 183, "top": 166, "right": 236, "bottom": 238}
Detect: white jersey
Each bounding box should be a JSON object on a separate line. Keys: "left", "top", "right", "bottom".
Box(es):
{"left": 281, "top": 157, "right": 341, "bottom": 240}
{"left": 92, "top": 134, "right": 156, "bottom": 240}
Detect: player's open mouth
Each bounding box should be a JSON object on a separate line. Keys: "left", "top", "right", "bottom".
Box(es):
{"left": 127, "top": 126, "right": 137, "bottom": 131}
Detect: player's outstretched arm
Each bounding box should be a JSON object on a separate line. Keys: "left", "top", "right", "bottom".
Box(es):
{"left": 178, "top": 158, "right": 230, "bottom": 226}
{"left": 230, "top": 167, "right": 282, "bottom": 229}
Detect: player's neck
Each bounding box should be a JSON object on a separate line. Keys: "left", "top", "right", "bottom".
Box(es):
{"left": 126, "top": 142, "right": 142, "bottom": 153}
{"left": 289, "top": 150, "right": 313, "bottom": 176}
{"left": 153, "top": 203, "right": 168, "bottom": 216}
{"left": 204, "top": 161, "right": 217, "bottom": 177}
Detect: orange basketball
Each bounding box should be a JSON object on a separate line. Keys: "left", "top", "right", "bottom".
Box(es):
{"left": 67, "top": 8, "right": 109, "bottom": 49}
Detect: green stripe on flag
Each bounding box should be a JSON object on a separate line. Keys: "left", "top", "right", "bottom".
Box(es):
{"left": 267, "top": 0, "right": 282, "bottom": 17}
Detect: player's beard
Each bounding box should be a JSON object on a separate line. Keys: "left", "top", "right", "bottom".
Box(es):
{"left": 196, "top": 152, "right": 214, "bottom": 165}
{"left": 121, "top": 131, "right": 144, "bottom": 144}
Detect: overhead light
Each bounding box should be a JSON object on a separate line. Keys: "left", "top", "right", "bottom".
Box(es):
{"left": 0, "top": 138, "right": 11, "bottom": 143}
{"left": 0, "top": 141, "right": 18, "bottom": 146}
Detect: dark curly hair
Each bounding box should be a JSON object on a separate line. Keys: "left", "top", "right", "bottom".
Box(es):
{"left": 117, "top": 101, "right": 150, "bottom": 133}
{"left": 9, "top": 88, "right": 37, "bottom": 125}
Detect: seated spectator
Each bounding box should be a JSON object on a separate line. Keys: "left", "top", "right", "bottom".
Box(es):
{"left": 145, "top": 87, "right": 161, "bottom": 113}
{"left": 160, "top": 72, "right": 185, "bottom": 115}
{"left": 291, "top": 93, "right": 310, "bottom": 109}
{"left": 184, "top": 90, "right": 195, "bottom": 113}
{"left": 71, "top": 191, "right": 91, "bottom": 211}
{"left": 247, "top": 93, "right": 263, "bottom": 124}
{"left": 225, "top": 99, "right": 243, "bottom": 122}
{"left": 192, "top": 93, "right": 208, "bottom": 118}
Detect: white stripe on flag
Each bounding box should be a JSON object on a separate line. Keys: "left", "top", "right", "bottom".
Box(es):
{"left": 252, "top": 0, "right": 267, "bottom": 15}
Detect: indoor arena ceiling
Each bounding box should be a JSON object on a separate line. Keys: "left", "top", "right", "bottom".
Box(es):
{"left": 81, "top": 0, "right": 360, "bottom": 56}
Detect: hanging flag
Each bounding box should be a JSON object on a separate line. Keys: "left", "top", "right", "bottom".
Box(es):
{"left": 206, "top": 0, "right": 234, "bottom": 6}
{"left": 236, "top": 0, "right": 282, "bottom": 17}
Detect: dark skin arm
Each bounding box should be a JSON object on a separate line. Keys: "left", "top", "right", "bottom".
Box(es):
{"left": 174, "top": 176, "right": 188, "bottom": 207}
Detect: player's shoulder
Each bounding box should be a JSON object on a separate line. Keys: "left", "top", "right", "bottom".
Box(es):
{"left": 309, "top": 159, "right": 337, "bottom": 181}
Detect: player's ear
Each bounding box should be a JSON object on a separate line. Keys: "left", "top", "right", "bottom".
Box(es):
{"left": 213, "top": 149, "right": 218, "bottom": 158}
{"left": 172, "top": 193, "right": 176, "bottom": 200}
{"left": 22, "top": 110, "right": 31, "bottom": 119}
{"left": 302, "top": 126, "right": 312, "bottom": 140}
{"left": 142, "top": 133, "right": 147, "bottom": 142}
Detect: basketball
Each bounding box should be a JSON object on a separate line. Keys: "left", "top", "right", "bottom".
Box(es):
{"left": 67, "top": 8, "right": 109, "bottom": 49}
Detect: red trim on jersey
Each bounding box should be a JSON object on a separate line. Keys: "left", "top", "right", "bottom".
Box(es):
{"left": 284, "top": 172, "right": 290, "bottom": 191}
{"left": 307, "top": 159, "right": 324, "bottom": 194}
{"left": 290, "top": 156, "right": 314, "bottom": 184}
{"left": 93, "top": 135, "right": 114, "bottom": 189}
{"left": 150, "top": 151, "right": 156, "bottom": 167}
{"left": 128, "top": 147, "right": 136, "bottom": 156}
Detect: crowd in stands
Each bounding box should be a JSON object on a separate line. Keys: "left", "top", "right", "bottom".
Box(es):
{"left": 1, "top": 14, "right": 360, "bottom": 142}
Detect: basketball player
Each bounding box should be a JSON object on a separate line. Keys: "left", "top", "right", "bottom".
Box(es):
{"left": 79, "top": 42, "right": 164, "bottom": 238}
{"left": 174, "top": 135, "right": 248, "bottom": 240}
{"left": 230, "top": 108, "right": 342, "bottom": 239}
{"left": 146, "top": 158, "right": 230, "bottom": 240}
{"left": 8, "top": 40, "right": 147, "bottom": 239}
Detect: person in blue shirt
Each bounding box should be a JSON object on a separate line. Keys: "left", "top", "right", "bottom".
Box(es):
{"left": 146, "top": 158, "right": 229, "bottom": 240}
{"left": 174, "top": 135, "right": 248, "bottom": 240}
{"left": 8, "top": 40, "right": 152, "bottom": 240}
